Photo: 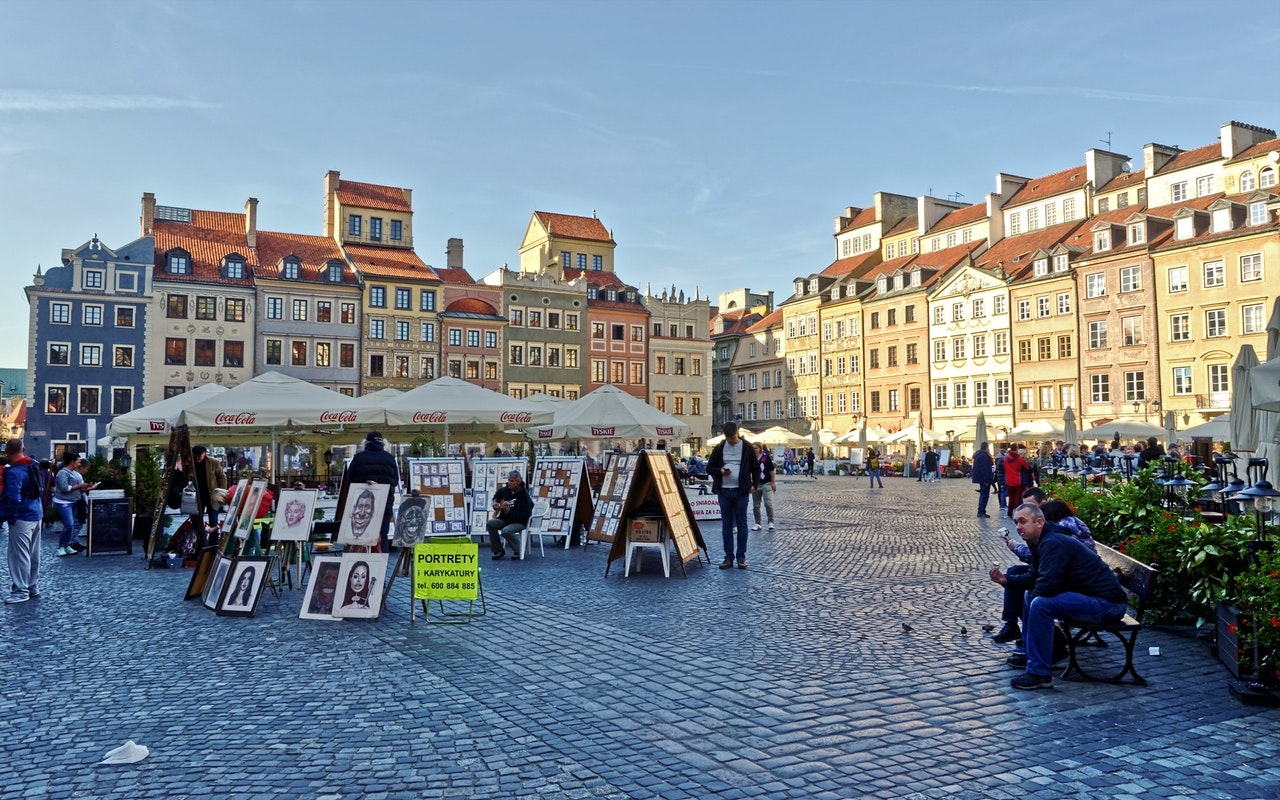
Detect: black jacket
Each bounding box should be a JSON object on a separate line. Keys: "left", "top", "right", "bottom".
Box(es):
{"left": 492, "top": 484, "right": 533, "bottom": 525}
{"left": 1031, "top": 528, "right": 1125, "bottom": 602}
{"left": 706, "top": 439, "right": 760, "bottom": 494}
{"left": 347, "top": 439, "right": 399, "bottom": 489}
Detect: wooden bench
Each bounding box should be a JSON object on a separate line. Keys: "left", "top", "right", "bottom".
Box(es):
{"left": 1056, "top": 542, "right": 1157, "bottom": 685}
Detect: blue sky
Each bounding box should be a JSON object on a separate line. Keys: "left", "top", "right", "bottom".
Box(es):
{"left": 3, "top": 0, "right": 1278, "bottom": 371}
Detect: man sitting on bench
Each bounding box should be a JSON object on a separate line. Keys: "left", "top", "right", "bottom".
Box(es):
{"left": 990, "top": 502, "right": 1127, "bottom": 691}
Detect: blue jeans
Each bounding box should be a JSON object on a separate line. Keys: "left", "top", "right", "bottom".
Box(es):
{"left": 718, "top": 487, "right": 751, "bottom": 561}
{"left": 868, "top": 468, "right": 883, "bottom": 487}
{"left": 1025, "top": 592, "right": 1127, "bottom": 676}
{"left": 56, "top": 501, "right": 80, "bottom": 547}
{"left": 976, "top": 482, "right": 991, "bottom": 514}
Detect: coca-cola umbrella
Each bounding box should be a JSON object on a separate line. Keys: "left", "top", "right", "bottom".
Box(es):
{"left": 378, "top": 376, "right": 554, "bottom": 444}
{"left": 178, "top": 372, "right": 383, "bottom": 431}
{"left": 527, "top": 384, "right": 690, "bottom": 443}
{"left": 108, "top": 381, "right": 229, "bottom": 444}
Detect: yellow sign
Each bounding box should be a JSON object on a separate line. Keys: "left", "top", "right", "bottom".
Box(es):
{"left": 413, "top": 539, "right": 480, "bottom": 601}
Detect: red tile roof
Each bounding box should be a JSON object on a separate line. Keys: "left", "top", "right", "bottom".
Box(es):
{"left": 857, "top": 253, "right": 919, "bottom": 282}
{"left": 745, "top": 308, "right": 784, "bottom": 332}
{"left": 973, "top": 220, "right": 1089, "bottom": 278}
{"left": 1153, "top": 142, "right": 1220, "bottom": 176}
{"left": 254, "top": 230, "right": 354, "bottom": 283}
{"left": 931, "top": 201, "right": 987, "bottom": 233}
{"left": 444, "top": 297, "right": 498, "bottom": 315}
{"left": 534, "top": 211, "right": 613, "bottom": 243}
{"left": 152, "top": 209, "right": 255, "bottom": 287}
{"left": 564, "top": 267, "right": 627, "bottom": 288}
{"left": 1004, "top": 164, "right": 1088, "bottom": 208}
{"left": 1225, "top": 136, "right": 1280, "bottom": 164}
{"left": 1095, "top": 170, "right": 1145, "bottom": 193}
{"left": 336, "top": 179, "right": 412, "bottom": 212}
{"left": 836, "top": 206, "right": 877, "bottom": 234}
{"left": 432, "top": 266, "right": 476, "bottom": 285}
{"left": 819, "top": 250, "right": 880, "bottom": 278}
{"left": 344, "top": 243, "right": 439, "bottom": 282}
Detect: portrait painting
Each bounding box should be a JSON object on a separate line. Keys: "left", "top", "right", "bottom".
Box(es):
{"left": 299, "top": 555, "right": 344, "bottom": 621}
{"left": 332, "top": 552, "right": 389, "bottom": 619}
{"left": 216, "top": 555, "right": 271, "bottom": 617}
{"left": 233, "top": 479, "right": 269, "bottom": 540}
{"left": 221, "top": 478, "right": 249, "bottom": 534}
{"left": 185, "top": 546, "right": 219, "bottom": 601}
{"left": 392, "top": 496, "right": 428, "bottom": 548}
{"left": 202, "top": 554, "right": 232, "bottom": 610}
{"left": 273, "top": 488, "right": 317, "bottom": 542}
{"left": 336, "top": 482, "right": 390, "bottom": 547}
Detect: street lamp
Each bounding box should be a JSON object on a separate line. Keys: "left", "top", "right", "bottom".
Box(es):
{"left": 1230, "top": 479, "right": 1280, "bottom": 696}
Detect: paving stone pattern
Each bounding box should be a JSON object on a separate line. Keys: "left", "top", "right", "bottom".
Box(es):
{"left": 2, "top": 476, "right": 1277, "bottom": 799}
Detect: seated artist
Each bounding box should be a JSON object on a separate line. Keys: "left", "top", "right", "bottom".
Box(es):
{"left": 486, "top": 470, "right": 533, "bottom": 560}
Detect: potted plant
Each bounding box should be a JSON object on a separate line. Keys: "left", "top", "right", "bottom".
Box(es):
{"left": 130, "top": 447, "right": 166, "bottom": 541}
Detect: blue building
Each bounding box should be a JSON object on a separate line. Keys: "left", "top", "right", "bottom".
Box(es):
{"left": 24, "top": 234, "right": 154, "bottom": 461}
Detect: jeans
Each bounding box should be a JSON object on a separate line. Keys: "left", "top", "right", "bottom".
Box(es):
{"left": 752, "top": 484, "right": 774, "bottom": 525}
{"left": 1001, "top": 563, "right": 1034, "bottom": 623}
{"left": 55, "top": 501, "right": 81, "bottom": 548}
{"left": 7, "top": 519, "right": 41, "bottom": 599}
{"left": 718, "top": 487, "right": 751, "bottom": 561}
{"left": 868, "top": 468, "right": 883, "bottom": 488}
{"left": 1025, "top": 592, "right": 1127, "bottom": 676}
{"left": 976, "top": 482, "right": 991, "bottom": 514}
{"left": 486, "top": 518, "right": 525, "bottom": 556}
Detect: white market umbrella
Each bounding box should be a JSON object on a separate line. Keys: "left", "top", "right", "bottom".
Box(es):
{"left": 1163, "top": 410, "right": 1178, "bottom": 448}
{"left": 1232, "top": 345, "right": 1263, "bottom": 451}
{"left": 381, "top": 376, "right": 554, "bottom": 444}
{"left": 179, "top": 372, "right": 382, "bottom": 431}
{"left": 1089, "top": 415, "right": 1166, "bottom": 441}
{"left": 975, "top": 411, "right": 990, "bottom": 447}
{"left": 754, "top": 426, "right": 810, "bottom": 447}
{"left": 882, "top": 423, "right": 945, "bottom": 444}
{"left": 1062, "top": 408, "right": 1077, "bottom": 446}
{"left": 1268, "top": 297, "right": 1280, "bottom": 361}
{"left": 529, "top": 384, "right": 689, "bottom": 442}
{"left": 706, "top": 426, "right": 758, "bottom": 447}
{"left": 1182, "top": 414, "right": 1231, "bottom": 441}
{"left": 108, "top": 382, "right": 229, "bottom": 439}
{"left": 1008, "top": 418, "right": 1064, "bottom": 439}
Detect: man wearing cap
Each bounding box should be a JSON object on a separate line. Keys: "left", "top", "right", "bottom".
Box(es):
{"left": 486, "top": 470, "right": 533, "bottom": 559}
{"left": 3, "top": 438, "right": 44, "bottom": 603}
{"left": 346, "top": 431, "right": 400, "bottom": 550}
{"left": 191, "top": 445, "right": 228, "bottom": 530}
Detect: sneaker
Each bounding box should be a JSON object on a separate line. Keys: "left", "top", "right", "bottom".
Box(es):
{"left": 767, "top": 522, "right": 775, "bottom": 531}
{"left": 751, "top": 524, "right": 761, "bottom": 531}
{"left": 736, "top": 560, "right": 748, "bottom": 569}
{"left": 718, "top": 559, "right": 734, "bottom": 570}
{"left": 4, "top": 594, "right": 29, "bottom": 604}
{"left": 491, "top": 551, "right": 506, "bottom": 560}
{"left": 70, "top": 542, "right": 86, "bottom": 552}
{"left": 977, "top": 512, "right": 991, "bottom": 518}
{"left": 1006, "top": 653, "right": 1028, "bottom": 668}
{"left": 1010, "top": 672, "right": 1052, "bottom": 690}
{"left": 56, "top": 546, "right": 73, "bottom": 557}
{"left": 992, "top": 624, "right": 1021, "bottom": 644}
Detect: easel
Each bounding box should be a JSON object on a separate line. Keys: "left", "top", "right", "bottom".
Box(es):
{"left": 409, "top": 537, "right": 486, "bottom": 624}
{"left": 145, "top": 425, "right": 195, "bottom": 568}
{"left": 603, "top": 451, "right": 709, "bottom": 577}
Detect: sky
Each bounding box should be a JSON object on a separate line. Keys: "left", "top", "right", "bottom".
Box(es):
{"left": 3, "top": 0, "right": 1279, "bottom": 372}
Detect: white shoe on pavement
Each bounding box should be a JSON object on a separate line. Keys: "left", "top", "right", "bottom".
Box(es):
{"left": 752, "top": 524, "right": 761, "bottom": 531}
{"left": 768, "top": 522, "right": 776, "bottom": 530}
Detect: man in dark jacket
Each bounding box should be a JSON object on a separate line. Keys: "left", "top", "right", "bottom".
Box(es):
{"left": 346, "top": 431, "right": 400, "bottom": 549}
{"left": 191, "top": 445, "right": 228, "bottom": 529}
{"left": 972, "top": 442, "right": 995, "bottom": 518}
{"left": 486, "top": 470, "right": 533, "bottom": 559}
{"left": 991, "top": 502, "right": 1126, "bottom": 690}
{"left": 706, "top": 422, "right": 759, "bottom": 570}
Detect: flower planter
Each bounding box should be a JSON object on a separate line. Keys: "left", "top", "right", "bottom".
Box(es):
{"left": 1216, "top": 601, "right": 1244, "bottom": 680}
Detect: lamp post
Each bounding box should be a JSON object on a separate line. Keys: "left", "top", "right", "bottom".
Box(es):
{"left": 1229, "top": 479, "right": 1280, "bottom": 700}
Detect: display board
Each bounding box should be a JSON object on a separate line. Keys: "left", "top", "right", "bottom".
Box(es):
{"left": 413, "top": 537, "right": 481, "bottom": 601}
{"left": 528, "top": 456, "right": 593, "bottom": 545}
{"left": 587, "top": 453, "right": 640, "bottom": 542}
{"left": 601, "top": 451, "right": 706, "bottom": 575}
{"left": 87, "top": 491, "right": 133, "bottom": 556}
{"left": 468, "top": 458, "right": 527, "bottom": 534}
{"left": 406, "top": 458, "right": 468, "bottom": 535}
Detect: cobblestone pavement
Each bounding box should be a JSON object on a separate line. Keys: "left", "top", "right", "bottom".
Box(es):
{"left": 3, "top": 475, "right": 1277, "bottom": 800}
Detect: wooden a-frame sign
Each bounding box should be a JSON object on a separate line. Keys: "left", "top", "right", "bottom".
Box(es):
{"left": 145, "top": 424, "right": 195, "bottom": 566}
{"left": 603, "top": 451, "right": 708, "bottom": 576}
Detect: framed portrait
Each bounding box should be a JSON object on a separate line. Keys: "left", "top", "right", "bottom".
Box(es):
{"left": 337, "top": 482, "right": 390, "bottom": 547}
{"left": 332, "top": 552, "right": 389, "bottom": 619}
{"left": 221, "top": 478, "right": 249, "bottom": 533}
{"left": 202, "top": 554, "right": 233, "bottom": 610}
{"left": 216, "top": 555, "right": 271, "bottom": 617}
{"left": 233, "top": 479, "right": 269, "bottom": 540}
{"left": 392, "top": 497, "right": 428, "bottom": 548}
{"left": 184, "top": 546, "right": 219, "bottom": 601}
{"left": 273, "top": 489, "right": 318, "bottom": 542}
{"left": 299, "top": 555, "right": 344, "bottom": 620}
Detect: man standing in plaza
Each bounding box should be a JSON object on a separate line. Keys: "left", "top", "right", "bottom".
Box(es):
{"left": 990, "top": 502, "right": 1127, "bottom": 690}
{"left": 190, "top": 445, "right": 228, "bottom": 530}
{"left": 972, "top": 441, "right": 994, "bottom": 518}
{"left": 3, "top": 439, "right": 44, "bottom": 604}
{"left": 707, "top": 421, "right": 759, "bottom": 569}
{"left": 346, "top": 431, "right": 400, "bottom": 551}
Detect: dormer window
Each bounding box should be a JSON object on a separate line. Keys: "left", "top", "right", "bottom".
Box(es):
{"left": 1212, "top": 207, "right": 1232, "bottom": 233}
{"left": 1129, "top": 224, "right": 1145, "bottom": 244}
{"left": 326, "top": 262, "right": 344, "bottom": 283}
{"left": 282, "top": 257, "right": 301, "bottom": 280}
{"left": 1094, "top": 231, "right": 1110, "bottom": 252}
{"left": 1033, "top": 257, "right": 1049, "bottom": 276}
{"left": 224, "top": 257, "right": 245, "bottom": 279}
{"left": 587, "top": 287, "right": 598, "bottom": 300}
{"left": 894, "top": 274, "right": 904, "bottom": 290}
{"left": 808, "top": 278, "right": 819, "bottom": 293}
{"left": 1249, "top": 201, "right": 1268, "bottom": 226}
{"left": 1262, "top": 167, "right": 1277, "bottom": 188}
{"left": 910, "top": 270, "right": 921, "bottom": 287}
{"left": 794, "top": 279, "right": 805, "bottom": 296}
{"left": 167, "top": 250, "right": 190, "bottom": 275}
{"left": 877, "top": 277, "right": 888, "bottom": 294}
{"left": 1175, "top": 216, "right": 1195, "bottom": 240}
{"left": 1241, "top": 170, "right": 1257, "bottom": 192}
{"left": 606, "top": 288, "right": 618, "bottom": 301}
{"left": 830, "top": 286, "right": 840, "bottom": 300}
{"left": 1052, "top": 254, "right": 1069, "bottom": 273}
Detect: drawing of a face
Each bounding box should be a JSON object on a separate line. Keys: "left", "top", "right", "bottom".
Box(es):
{"left": 236, "top": 569, "right": 253, "bottom": 593}
{"left": 284, "top": 498, "right": 307, "bottom": 527}
{"left": 351, "top": 490, "right": 375, "bottom": 537}
{"left": 348, "top": 563, "right": 369, "bottom": 595}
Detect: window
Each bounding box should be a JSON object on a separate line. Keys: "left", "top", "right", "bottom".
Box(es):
{"left": 1196, "top": 175, "right": 1214, "bottom": 196}
{"left": 1085, "top": 273, "right": 1105, "bottom": 299}
{"left": 224, "top": 337, "right": 243, "bottom": 366}
{"left": 870, "top": 312, "right": 880, "bottom": 329}
{"left": 1251, "top": 201, "right": 1269, "bottom": 226}
{"left": 1094, "top": 231, "right": 1111, "bottom": 252}
{"left": 113, "top": 345, "right": 133, "bottom": 367}
{"left": 340, "top": 344, "right": 354, "bottom": 368}
{"left": 1061, "top": 386, "right": 1075, "bottom": 409}
{"left": 612, "top": 324, "right": 625, "bottom": 341}
{"left": 1039, "top": 386, "right": 1054, "bottom": 410}
{"left": 282, "top": 259, "right": 299, "bottom": 280}
{"left": 83, "top": 304, "right": 102, "bottom": 325}
{"left": 1057, "top": 335, "right": 1072, "bottom": 359}
{"left": 389, "top": 288, "right": 409, "bottom": 310}
{"left": 265, "top": 339, "right": 282, "bottom": 365}
{"left": 327, "top": 263, "right": 343, "bottom": 283}
{"left": 1117, "top": 192, "right": 1130, "bottom": 209}
{"left": 112, "top": 388, "right": 133, "bottom": 416}
{"left": 266, "top": 297, "right": 282, "bottom": 319}
{"left": 167, "top": 253, "right": 189, "bottom": 274}
{"left": 994, "top": 331, "right": 1009, "bottom": 355}
{"left": 1034, "top": 257, "right": 1049, "bottom": 276}
{"left": 1122, "top": 316, "right": 1143, "bottom": 346}
{"left": 369, "top": 217, "right": 382, "bottom": 241}
{"left": 973, "top": 335, "right": 987, "bottom": 358}
{"left": 1097, "top": 198, "right": 1110, "bottom": 213}
{"left": 674, "top": 357, "right": 686, "bottom": 375}
{"left": 80, "top": 344, "right": 101, "bottom": 366}
{"left": 975, "top": 380, "right": 988, "bottom": 406}
{"left": 934, "top": 384, "right": 949, "bottom": 409}
{"left": 1057, "top": 293, "right": 1071, "bottom": 315}
{"left": 952, "top": 336, "right": 966, "bottom": 360}
{"left": 165, "top": 338, "right": 187, "bottom": 365}
{"left": 1018, "top": 299, "right": 1031, "bottom": 321}
{"left": 390, "top": 220, "right": 403, "bottom": 241}
{"left": 1173, "top": 366, "right": 1192, "bottom": 395}
{"left": 368, "top": 355, "right": 384, "bottom": 377}
{"left": 1243, "top": 304, "right": 1265, "bottom": 334}
{"left": 49, "top": 343, "right": 70, "bottom": 365}
{"left": 1241, "top": 253, "right": 1263, "bottom": 282}
{"left": 591, "top": 322, "right": 604, "bottom": 339}
{"left": 421, "top": 322, "right": 435, "bottom": 342}
{"left": 1009, "top": 211, "right": 1022, "bottom": 235}
{"left": 631, "top": 325, "right": 644, "bottom": 342}
{"left": 314, "top": 342, "right": 329, "bottom": 367}
{"left": 292, "top": 299, "right": 308, "bottom": 321}
{"left": 1119, "top": 266, "right": 1141, "bottom": 293}
{"left": 994, "top": 295, "right": 1007, "bottom": 316}
{"left": 933, "top": 340, "right": 946, "bottom": 362}
{"left": 996, "top": 379, "right": 1010, "bottom": 405}
{"left": 592, "top": 255, "right": 603, "bottom": 270}
{"left": 467, "top": 330, "right": 480, "bottom": 348}
{"left": 115, "top": 306, "right": 134, "bottom": 327}
{"left": 395, "top": 321, "right": 409, "bottom": 341}
{"left": 887, "top": 346, "right": 898, "bottom": 367}
{"left": 1037, "top": 297, "right": 1050, "bottom": 317}
{"left": 1129, "top": 224, "right": 1144, "bottom": 244}
{"left": 370, "top": 287, "right": 386, "bottom": 307}
{"left": 1241, "top": 171, "right": 1257, "bottom": 191}
{"left": 348, "top": 215, "right": 362, "bottom": 236}
{"left": 341, "top": 303, "right": 356, "bottom": 324}
{"left": 578, "top": 254, "right": 587, "bottom": 270}
{"left": 46, "top": 385, "right": 68, "bottom": 414}
{"left": 972, "top": 298, "right": 985, "bottom": 318}
{"left": 1203, "top": 260, "right": 1224, "bottom": 288}
{"left": 79, "top": 387, "right": 100, "bottom": 415}
{"left": 1088, "top": 320, "right": 1107, "bottom": 349}
{"left": 1053, "top": 254, "right": 1068, "bottom": 273}
{"left": 1206, "top": 308, "right": 1227, "bottom": 338}
{"left": 1124, "top": 371, "right": 1146, "bottom": 402}
{"left": 167, "top": 295, "right": 189, "bottom": 319}
{"left": 565, "top": 348, "right": 578, "bottom": 368}
{"left": 1063, "top": 197, "right": 1076, "bottom": 221}
{"left": 933, "top": 306, "right": 945, "bottom": 324}
{"left": 1168, "top": 266, "right": 1188, "bottom": 293}
{"left": 1171, "top": 181, "right": 1188, "bottom": 202}
{"left": 222, "top": 298, "right": 244, "bottom": 322}
{"left": 510, "top": 345, "right": 523, "bottom": 365}
{"left": 418, "top": 290, "right": 436, "bottom": 312}
{"left": 952, "top": 303, "right": 964, "bottom": 321}
{"left": 1209, "top": 364, "right": 1229, "bottom": 394}
{"left": 448, "top": 328, "right": 462, "bottom": 347}
{"left": 194, "top": 339, "right": 215, "bottom": 366}
{"left": 1018, "top": 340, "right": 1032, "bottom": 362}
{"left": 905, "top": 305, "right": 916, "bottom": 323}
{"left": 1171, "top": 314, "right": 1190, "bottom": 342}
{"left": 1090, "top": 374, "right": 1110, "bottom": 403}
{"left": 869, "top": 349, "right": 880, "bottom": 369}
{"left": 529, "top": 346, "right": 542, "bottom": 367}
{"left": 906, "top": 343, "right": 918, "bottom": 364}
{"left": 83, "top": 269, "right": 104, "bottom": 289}
{"left": 285, "top": 341, "right": 305, "bottom": 366}
{"left": 884, "top": 389, "right": 897, "bottom": 412}
{"left": 566, "top": 313, "right": 579, "bottom": 331}
{"left": 369, "top": 319, "right": 384, "bottom": 339}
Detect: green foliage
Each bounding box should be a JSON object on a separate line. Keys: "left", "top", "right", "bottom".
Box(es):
{"left": 131, "top": 447, "right": 164, "bottom": 517}
{"left": 409, "top": 433, "right": 446, "bottom": 457}
{"left": 1235, "top": 545, "right": 1280, "bottom": 682}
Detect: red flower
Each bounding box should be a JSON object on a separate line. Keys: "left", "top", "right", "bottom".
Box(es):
{"left": 1272, "top": 617, "right": 1279, "bottom": 628}
{"left": 1271, "top": 570, "right": 1278, "bottom": 579}
{"left": 1229, "top": 624, "right": 1238, "bottom": 635}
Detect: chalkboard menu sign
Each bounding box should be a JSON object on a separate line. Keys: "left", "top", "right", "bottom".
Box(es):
{"left": 87, "top": 491, "right": 133, "bottom": 556}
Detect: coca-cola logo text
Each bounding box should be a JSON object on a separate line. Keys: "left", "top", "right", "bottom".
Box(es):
{"left": 499, "top": 411, "right": 533, "bottom": 424}
{"left": 214, "top": 412, "right": 256, "bottom": 425}
{"left": 319, "top": 410, "right": 358, "bottom": 423}
{"left": 412, "top": 411, "right": 448, "bottom": 424}
{"left": 591, "top": 426, "right": 616, "bottom": 436}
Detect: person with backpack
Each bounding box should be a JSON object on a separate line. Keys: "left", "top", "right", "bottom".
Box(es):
{"left": 3, "top": 438, "right": 45, "bottom": 603}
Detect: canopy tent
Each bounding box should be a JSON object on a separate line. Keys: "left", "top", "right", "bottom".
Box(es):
{"left": 1087, "top": 415, "right": 1166, "bottom": 441}
{"left": 527, "top": 384, "right": 689, "bottom": 442}
{"left": 1182, "top": 414, "right": 1231, "bottom": 441}
{"left": 706, "top": 427, "right": 758, "bottom": 447}
{"left": 379, "top": 376, "right": 555, "bottom": 444}
{"left": 833, "top": 423, "right": 888, "bottom": 446}
{"left": 881, "top": 424, "right": 944, "bottom": 445}
{"left": 752, "top": 426, "right": 810, "bottom": 447}
{"left": 108, "top": 382, "right": 229, "bottom": 442}
{"left": 1008, "top": 418, "right": 1064, "bottom": 439}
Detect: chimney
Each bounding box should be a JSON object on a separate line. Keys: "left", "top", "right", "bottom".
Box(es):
{"left": 1142, "top": 143, "right": 1181, "bottom": 178}
{"left": 1220, "top": 120, "right": 1276, "bottom": 159}
{"left": 993, "top": 173, "right": 1028, "bottom": 203}
{"left": 1085, "top": 149, "right": 1129, "bottom": 190}
{"left": 141, "top": 192, "right": 156, "bottom": 235}
{"left": 244, "top": 197, "right": 258, "bottom": 249}
{"left": 402, "top": 187, "right": 412, "bottom": 209}
{"left": 323, "top": 170, "right": 341, "bottom": 238}
{"left": 446, "top": 237, "right": 464, "bottom": 269}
